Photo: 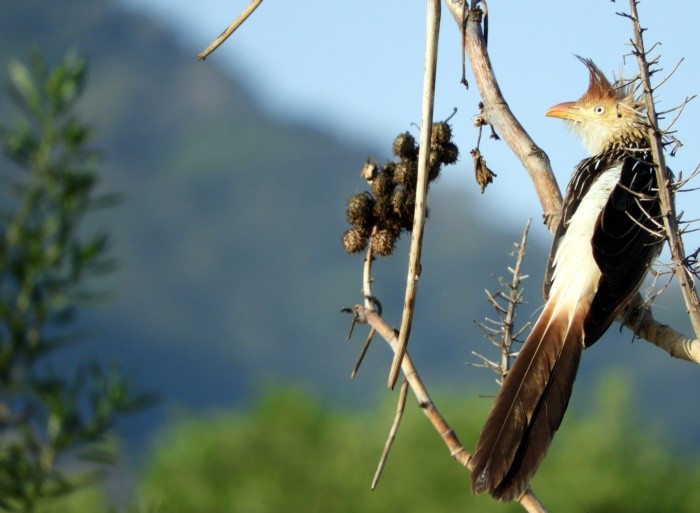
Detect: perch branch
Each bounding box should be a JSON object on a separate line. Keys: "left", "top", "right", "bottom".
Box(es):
{"left": 197, "top": 0, "right": 263, "bottom": 60}
{"left": 389, "top": 0, "right": 441, "bottom": 389}
{"left": 358, "top": 308, "right": 548, "bottom": 513}
{"left": 624, "top": 293, "right": 700, "bottom": 362}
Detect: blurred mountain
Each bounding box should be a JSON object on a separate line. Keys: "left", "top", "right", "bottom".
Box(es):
{"left": 1, "top": 0, "right": 699, "bottom": 454}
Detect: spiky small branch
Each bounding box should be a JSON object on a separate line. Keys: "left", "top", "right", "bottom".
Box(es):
{"left": 623, "top": 0, "right": 700, "bottom": 340}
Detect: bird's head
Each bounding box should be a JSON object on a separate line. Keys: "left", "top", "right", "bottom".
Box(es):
{"left": 545, "top": 57, "right": 646, "bottom": 154}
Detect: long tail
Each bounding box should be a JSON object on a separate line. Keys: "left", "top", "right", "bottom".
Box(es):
{"left": 470, "top": 293, "right": 589, "bottom": 501}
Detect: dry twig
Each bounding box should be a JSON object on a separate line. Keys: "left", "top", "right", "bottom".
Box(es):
{"left": 388, "top": 0, "right": 441, "bottom": 390}
{"left": 445, "top": 1, "right": 562, "bottom": 230}
{"left": 624, "top": 0, "right": 700, "bottom": 339}
{"left": 197, "top": 0, "right": 263, "bottom": 60}
{"left": 353, "top": 307, "right": 548, "bottom": 513}
{"left": 472, "top": 219, "right": 532, "bottom": 384}
{"left": 371, "top": 379, "right": 409, "bottom": 490}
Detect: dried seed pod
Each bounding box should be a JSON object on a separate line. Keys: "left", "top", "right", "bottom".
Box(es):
{"left": 438, "top": 142, "right": 459, "bottom": 165}
{"left": 393, "top": 160, "right": 418, "bottom": 189}
{"left": 390, "top": 187, "right": 409, "bottom": 215}
{"left": 346, "top": 192, "right": 375, "bottom": 227}
{"left": 431, "top": 122, "right": 452, "bottom": 146}
{"left": 371, "top": 228, "right": 399, "bottom": 256}
{"left": 342, "top": 227, "right": 369, "bottom": 253}
{"left": 428, "top": 152, "right": 442, "bottom": 182}
{"left": 372, "top": 195, "right": 393, "bottom": 223}
{"left": 393, "top": 132, "right": 417, "bottom": 160}
{"left": 390, "top": 188, "right": 415, "bottom": 230}
{"left": 371, "top": 167, "right": 395, "bottom": 199}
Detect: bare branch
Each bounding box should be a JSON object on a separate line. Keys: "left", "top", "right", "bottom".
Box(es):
{"left": 371, "top": 379, "right": 409, "bottom": 490}
{"left": 626, "top": 0, "right": 700, "bottom": 339}
{"left": 389, "top": 0, "right": 441, "bottom": 389}
{"left": 197, "top": 0, "right": 263, "bottom": 61}
{"left": 499, "top": 219, "right": 531, "bottom": 376}
{"left": 358, "top": 308, "right": 548, "bottom": 513}
{"left": 662, "top": 95, "right": 696, "bottom": 134}
{"left": 444, "top": 1, "right": 563, "bottom": 231}
{"left": 473, "top": 219, "right": 532, "bottom": 387}
{"left": 351, "top": 327, "right": 375, "bottom": 379}
{"left": 624, "top": 293, "right": 700, "bottom": 363}
{"left": 653, "top": 58, "right": 685, "bottom": 93}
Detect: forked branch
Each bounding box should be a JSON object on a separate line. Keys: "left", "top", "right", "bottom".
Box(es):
{"left": 349, "top": 307, "right": 548, "bottom": 513}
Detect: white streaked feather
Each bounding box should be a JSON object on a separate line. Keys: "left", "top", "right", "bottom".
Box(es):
{"left": 549, "top": 164, "right": 623, "bottom": 325}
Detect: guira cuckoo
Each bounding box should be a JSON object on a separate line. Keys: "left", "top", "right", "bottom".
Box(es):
{"left": 471, "top": 57, "right": 664, "bottom": 501}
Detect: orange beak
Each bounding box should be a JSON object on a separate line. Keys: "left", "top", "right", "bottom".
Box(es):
{"left": 545, "top": 101, "right": 578, "bottom": 120}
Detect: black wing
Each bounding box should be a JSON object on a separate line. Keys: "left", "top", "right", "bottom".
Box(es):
{"left": 584, "top": 152, "right": 663, "bottom": 344}
{"left": 543, "top": 147, "right": 663, "bottom": 345}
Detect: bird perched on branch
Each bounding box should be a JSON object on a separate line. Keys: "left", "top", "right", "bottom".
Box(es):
{"left": 470, "top": 57, "right": 665, "bottom": 501}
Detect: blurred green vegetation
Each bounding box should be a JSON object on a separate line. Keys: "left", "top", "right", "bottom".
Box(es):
{"left": 0, "top": 51, "right": 151, "bottom": 512}
{"left": 2, "top": 2, "right": 699, "bottom": 511}
{"left": 53, "top": 379, "right": 699, "bottom": 512}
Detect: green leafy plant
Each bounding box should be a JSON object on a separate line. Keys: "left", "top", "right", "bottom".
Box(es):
{"left": 0, "top": 50, "right": 151, "bottom": 513}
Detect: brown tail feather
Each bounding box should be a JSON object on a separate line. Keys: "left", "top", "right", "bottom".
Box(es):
{"left": 470, "top": 297, "right": 588, "bottom": 501}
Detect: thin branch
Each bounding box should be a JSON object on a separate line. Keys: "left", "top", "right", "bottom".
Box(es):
{"left": 371, "top": 379, "right": 409, "bottom": 490}
{"left": 472, "top": 219, "right": 532, "bottom": 388}
{"left": 444, "top": 1, "right": 562, "bottom": 231}
{"left": 649, "top": 57, "right": 680, "bottom": 88}
{"left": 349, "top": 227, "right": 381, "bottom": 378}
{"left": 359, "top": 308, "right": 548, "bottom": 513}
{"left": 388, "top": 0, "right": 441, "bottom": 390}
{"left": 499, "top": 219, "right": 531, "bottom": 378}
{"left": 626, "top": 0, "right": 700, "bottom": 339}
{"left": 662, "top": 95, "right": 696, "bottom": 134}
{"left": 363, "top": 226, "right": 379, "bottom": 310}
{"left": 351, "top": 327, "right": 376, "bottom": 379}
{"left": 624, "top": 293, "right": 700, "bottom": 362}
{"left": 197, "top": 0, "right": 263, "bottom": 61}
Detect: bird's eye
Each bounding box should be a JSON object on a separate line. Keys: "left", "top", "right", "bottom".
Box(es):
{"left": 593, "top": 105, "right": 606, "bottom": 115}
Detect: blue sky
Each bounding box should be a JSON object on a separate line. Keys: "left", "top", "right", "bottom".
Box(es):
{"left": 119, "top": 0, "right": 700, "bottom": 250}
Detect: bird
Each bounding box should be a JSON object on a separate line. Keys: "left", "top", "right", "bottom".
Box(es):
{"left": 470, "top": 57, "right": 665, "bottom": 501}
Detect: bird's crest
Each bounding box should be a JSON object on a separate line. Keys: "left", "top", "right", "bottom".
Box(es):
{"left": 578, "top": 57, "right": 619, "bottom": 104}
{"left": 546, "top": 56, "right": 648, "bottom": 153}
{"left": 576, "top": 55, "right": 644, "bottom": 114}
